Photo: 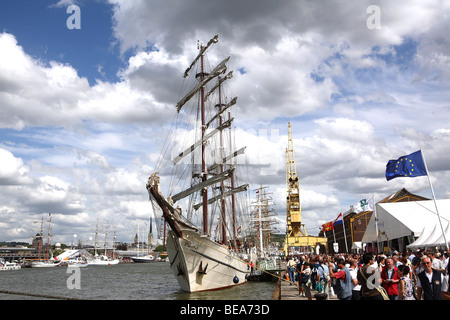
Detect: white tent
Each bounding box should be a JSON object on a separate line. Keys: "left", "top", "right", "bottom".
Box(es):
{"left": 361, "top": 199, "right": 450, "bottom": 248}
{"left": 428, "top": 222, "right": 450, "bottom": 248}
{"left": 406, "top": 225, "right": 434, "bottom": 249}
{"left": 407, "top": 223, "right": 449, "bottom": 249}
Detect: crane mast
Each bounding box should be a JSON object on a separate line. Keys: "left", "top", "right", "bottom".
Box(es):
{"left": 284, "top": 122, "right": 327, "bottom": 255}
{"left": 285, "top": 122, "right": 307, "bottom": 241}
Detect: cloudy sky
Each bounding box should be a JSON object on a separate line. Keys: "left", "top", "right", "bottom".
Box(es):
{"left": 0, "top": 0, "right": 449, "bottom": 245}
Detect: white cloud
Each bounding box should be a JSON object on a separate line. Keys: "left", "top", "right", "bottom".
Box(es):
{"left": 1, "top": 1, "right": 450, "bottom": 243}
{"left": 0, "top": 148, "right": 32, "bottom": 185}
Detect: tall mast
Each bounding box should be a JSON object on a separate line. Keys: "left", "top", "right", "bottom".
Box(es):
{"left": 94, "top": 218, "right": 99, "bottom": 256}
{"left": 199, "top": 41, "right": 208, "bottom": 234}
{"left": 38, "top": 216, "right": 43, "bottom": 262}
{"left": 46, "top": 213, "right": 52, "bottom": 261}
{"left": 218, "top": 76, "right": 227, "bottom": 244}
{"left": 258, "top": 187, "right": 264, "bottom": 254}
{"left": 229, "top": 111, "right": 237, "bottom": 241}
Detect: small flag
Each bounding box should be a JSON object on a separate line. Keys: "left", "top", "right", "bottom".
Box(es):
{"left": 322, "top": 221, "right": 334, "bottom": 231}
{"left": 354, "top": 195, "right": 374, "bottom": 213}
{"left": 385, "top": 150, "right": 427, "bottom": 181}
{"left": 333, "top": 213, "right": 343, "bottom": 226}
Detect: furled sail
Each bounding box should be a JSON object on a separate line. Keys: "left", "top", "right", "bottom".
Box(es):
{"left": 193, "top": 184, "right": 249, "bottom": 210}
{"left": 183, "top": 34, "right": 219, "bottom": 78}
{"left": 172, "top": 117, "right": 234, "bottom": 165}
{"left": 204, "top": 71, "right": 233, "bottom": 101}
{"left": 207, "top": 146, "right": 246, "bottom": 172}
{"left": 176, "top": 57, "right": 230, "bottom": 113}
{"left": 171, "top": 167, "right": 235, "bottom": 203}
{"left": 205, "top": 97, "right": 237, "bottom": 129}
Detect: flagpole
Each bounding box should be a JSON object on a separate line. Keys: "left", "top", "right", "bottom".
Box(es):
{"left": 374, "top": 193, "right": 381, "bottom": 253}
{"left": 342, "top": 216, "right": 349, "bottom": 253}
{"left": 332, "top": 227, "right": 337, "bottom": 253}
{"left": 420, "top": 148, "right": 449, "bottom": 250}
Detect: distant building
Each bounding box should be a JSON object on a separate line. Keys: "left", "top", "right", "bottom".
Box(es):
{"left": 32, "top": 233, "right": 44, "bottom": 251}
{"left": 323, "top": 188, "right": 429, "bottom": 254}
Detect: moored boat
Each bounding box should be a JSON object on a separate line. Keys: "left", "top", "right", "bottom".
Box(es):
{"left": 0, "top": 259, "right": 21, "bottom": 271}
{"left": 31, "top": 260, "right": 61, "bottom": 268}
{"left": 31, "top": 213, "right": 60, "bottom": 268}
{"left": 131, "top": 255, "right": 154, "bottom": 263}
{"left": 147, "top": 34, "right": 251, "bottom": 292}
{"left": 87, "top": 254, "right": 119, "bottom": 266}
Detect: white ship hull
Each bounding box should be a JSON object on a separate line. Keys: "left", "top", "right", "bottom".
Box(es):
{"left": 0, "top": 262, "right": 21, "bottom": 271}
{"left": 31, "top": 261, "right": 61, "bottom": 268}
{"left": 131, "top": 255, "right": 154, "bottom": 263}
{"left": 88, "top": 256, "right": 120, "bottom": 266}
{"left": 166, "top": 229, "right": 249, "bottom": 292}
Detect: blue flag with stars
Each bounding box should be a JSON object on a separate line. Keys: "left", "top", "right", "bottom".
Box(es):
{"left": 385, "top": 150, "right": 427, "bottom": 181}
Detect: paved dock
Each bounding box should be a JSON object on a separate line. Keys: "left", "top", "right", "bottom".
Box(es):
{"left": 276, "top": 275, "right": 338, "bottom": 300}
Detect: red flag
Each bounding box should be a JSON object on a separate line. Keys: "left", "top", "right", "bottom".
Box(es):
{"left": 322, "top": 221, "right": 334, "bottom": 232}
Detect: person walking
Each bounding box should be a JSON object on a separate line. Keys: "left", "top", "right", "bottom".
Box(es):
{"left": 328, "top": 258, "right": 352, "bottom": 300}
{"left": 296, "top": 255, "right": 306, "bottom": 295}
{"left": 381, "top": 257, "right": 400, "bottom": 300}
{"left": 416, "top": 256, "right": 444, "bottom": 300}
{"left": 317, "top": 257, "right": 331, "bottom": 300}
{"left": 300, "top": 263, "right": 313, "bottom": 300}
{"left": 286, "top": 256, "right": 296, "bottom": 285}
{"left": 397, "top": 265, "right": 415, "bottom": 300}
{"left": 357, "top": 252, "right": 384, "bottom": 300}
{"left": 348, "top": 258, "right": 361, "bottom": 300}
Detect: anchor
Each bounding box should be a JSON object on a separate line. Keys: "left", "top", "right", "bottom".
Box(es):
{"left": 197, "top": 261, "right": 208, "bottom": 275}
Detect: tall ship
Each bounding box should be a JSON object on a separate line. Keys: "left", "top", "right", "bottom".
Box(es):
{"left": 249, "top": 186, "right": 280, "bottom": 259}
{"left": 147, "top": 34, "right": 251, "bottom": 292}
{"left": 31, "top": 213, "right": 61, "bottom": 268}
{"left": 88, "top": 220, "right": 120, "bottom": 266}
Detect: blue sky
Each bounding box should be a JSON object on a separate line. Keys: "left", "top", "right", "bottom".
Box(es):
{"left": 0, "top": 0, "right": 121, "bottom": 84}
{"left": 0, "top": 0, "right": 449, "bottom": 245}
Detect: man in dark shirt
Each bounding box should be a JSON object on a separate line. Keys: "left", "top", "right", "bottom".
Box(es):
{"left": 417, "top": 256, "right": 443, "bottom": 300}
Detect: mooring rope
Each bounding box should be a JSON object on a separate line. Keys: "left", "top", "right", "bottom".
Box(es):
{"left": 0, "top": 289, "right": 86, "bottom": 300}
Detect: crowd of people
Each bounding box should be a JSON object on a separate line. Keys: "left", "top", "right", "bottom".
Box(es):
{"left": 284, "top": 248, "right": 450, "bottom": 300}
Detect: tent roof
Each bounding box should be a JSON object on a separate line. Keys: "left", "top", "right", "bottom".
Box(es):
{"left": 361, "top": 199, "right": 450, "bottom": 244}
{"left": 428, "top": 222, "right": 450, "bottom": 247}
{"left": 406, "top": 222, "right": 449, "bottom": 249}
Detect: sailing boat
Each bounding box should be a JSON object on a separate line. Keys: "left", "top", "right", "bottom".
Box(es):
{"left": 249, "top": 186, "right": 280, "bottom": 259}
{"left": 130, "top": 220, "right": 154, "bottom": 263}
{"left": 147, "top": 34, "right": 251, "bottom": 292}
{"left": 88, "top": 220, "right": 120, "bottom": 266}
{"left": 31, "top": 213, "right": 61, "bottom": 268}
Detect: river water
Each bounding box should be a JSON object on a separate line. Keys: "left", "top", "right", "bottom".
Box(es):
{"left": 0, "top": 262, "right": 276, "bottom": 300}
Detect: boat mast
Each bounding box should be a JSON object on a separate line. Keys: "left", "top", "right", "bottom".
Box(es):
{"left": 46, "top": 213, "right": 52, "bottom": 261}
{"left": 38, "top": 216, "right": 43, "bottom": 262}
{"left": 258, "top": 188, "right": 264, "bottom": 255}
{"left": 228, "top": 111, "right": 237, "bottom": 242}
{"left": 199, "top": 41, "right": 208, "bottom": 234}
{"left": 94, "top": 219, "right": 99, "bottom": 256}
{"left": 218, "top": 76, "right": 227, "bottom": 244}
{"left": 104, "top": 224, "right": 108, "bottom": 257}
